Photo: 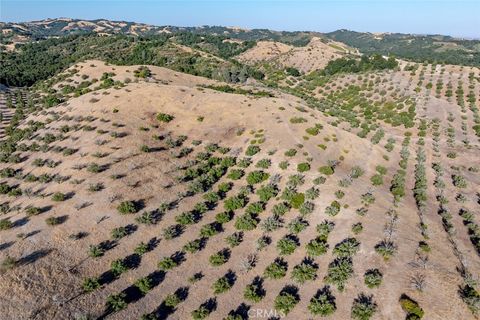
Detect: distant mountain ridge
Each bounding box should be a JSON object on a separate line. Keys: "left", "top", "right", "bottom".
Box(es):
{"left": 1, "top": 18, "right": 478, "bottom": 42}
{"left": 1, "top": 18, "right": 480, "bottom": 77}
{"left": 0, "top": 18, "right": 324, "bottom": 47}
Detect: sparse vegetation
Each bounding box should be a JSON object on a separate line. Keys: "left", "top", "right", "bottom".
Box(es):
{"left": 0, "top": 19, "right": 478, "bottom": 320}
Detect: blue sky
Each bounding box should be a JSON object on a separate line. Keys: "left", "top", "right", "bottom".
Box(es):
{"left": 1, "top": 0, "right": 479, "bottom": 38}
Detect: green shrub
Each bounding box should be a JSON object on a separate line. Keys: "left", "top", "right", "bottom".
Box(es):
{"left": 157, "top": 113, "right": 174, "bottom": 123}
{"left": 244, "top": 201, "right": 262, "bottom": 214}
{"left": 352, "top": 223, "right": 363, "bottom": 235}
{"left": 215, "top": 211, "right": 233, "bottom": 224}
{"left": 158, "top": 257, "right": 178, "bottom": 271}
{"left": 317, "top": 220, "right": 335, "bottom": 238}
{"left": 273, "top": 202, "right": 290, "bottom": 216}
{"left": 45, "top": 216, "right": 62, "bottom": 226}
{"left": 291, "top": 261, "right": 317, "bottom": 283}
{"left": 111, "top": 259, "right": 128, "bottom": 275}
{"left": 370, "top": 174, "right": 384, "bottom": 186}
{"left": 193, "top": 202, "right": 208, "bottom": 215}
{"left": 351, "top": 294, "right": 377, "bottom": 320}
{"left": 117, "top": 201, "right": 138, "bottom": 214}
{"left": 306, "top": 238, "right": 328, "bottom": 256}
{"left": 87, "top": 163, "right": 102, "bottom": 173}
{"left": 164, "top": 293, "right": 181, "bottom": 307}
{"left": 212, "top": 275, "right": 233, "bottom": 294}
{"left": 135, "top": 211, "right": 156, "bottom": 225}
{"left": 203, "top": 192, "right": 220, "bottom": 204}
{"left": 350, "top": 166, "right": 365, "bottom": 179}
{"left": 264, "top": 259, "right": 288, "bottom": 279}
{"left": 324, "top": 257, "right": 354, "bottom": 291}
{"left": 460, "top": 285, "right": 480, "bottom": 315}
{"left": 244, "top": 281, "right": 265, "bottom": 303}
{"left": 285, "top": 149, "right": 297, "bottom": 157}
{"left": 334, "top": 190, "right": 345, "bottom": 199}
{"left": 183, "top": 239, "right": 202, "bottom": 253}
{"left": 333, "top": 237, "right": 360, "bottom": 257}
{"left": 134, "top": 242, "right": 149, "bottom": 255}
{"left": 163, "top": 225, "right": 182, "bottom": 240}
{"left": 279, "top": 161, "right": 289, "bottom": 170}
{"left": 209, "top": 250, "right": 229, "bottom": 266}
{"left": 0, "top": 218, "right": 13, "bottom": 230}
{"left": 287, "top": 174, "right": 305, "bottom": 187}
{"left": 361, "top": 192, "right": 375, "bottom": 205}
{"left": 399, "top": 295, "right": 424, "bottom": 319}
{"left": 305, "top": 187, "right": 320, "bottom": 200}
{"left": 418, "top": 241, "right": 430, "bottom": 253}
{"left": 134, "top": 66, "right": 151, "bottom": 78}
{"left": 237, "top": 158, "right": 252, "bottom": 168}
{"left": 447, "top": 152, "right": 457, "bottom": 159}
{"left": 364, "top": 269, "right": 383, "bottom": 288}
{"left": 290, "top": 117, "right": 307, "bottom": 124}
{"left": 88, "top": 244, "right": 105, "bottom": 258}
{"left": 234, "top": 213, "right": 258, "bottom": 231}
{"left": 26, "top": 206, "right": 41, "bottom": 217}
{"left": 245, "top": 145, "right": 260, "bottom": 156}
{"left": 308, "top": 287, "right": 336, "bottom": 316}
{"left": 175, "top": 212, "right": 196, "bottom": 225}
{"left": 227, "top": 169, "right": 244, "bottom": 180}
{"left": 319, "top": 166, "right": 334, "bottom": 175}
{"left": 88, "top": 183, "right": 104, "bottom": 192}
{"left": 376, "top": 165, "right": 387, "bottom": 175}
{"left": 246, "top": 170, "right": 269, "bottom": 185}
{"left": 297, "top": 162, "right": 311, "bottom": 172}
{"left": 257, "top": 184, "right": 278, "bottom": 202}
{"left": 290, "top": 193, "right": 305, "bottom": 209}
{"left": 0, "top": 256, "right": 16, "bottom": 271}
{"left": 277, "top": 236, "right": 298, "bottom": 255}
{"left": 106, "top": 293, "right": 127, "bottom": 312}
{"left": 192, "top": 305, "right": 211, "bottom": 320}
{"left": 199, "top": 223, "right": 219, "bottom": 238}
{"left": 82, "top": 277, "right": 100, "bottom": 293}
{"left": 325, "top": 201, "right": 341, "bottom": 216}
{"left": 111, "top": 226, "right": 127, "bottom": 239}
{"left": 225, "top": 232, "right": 243, "bottom": 247}
{"left": 452, "top": 174, "right": 467, "bottom": 188}
{"left": 224, "top": 195, "right": 246, "bottom": 212}
{"left": 313, "top": 176, "right": 327, "bottom": 185}
{"left": 274, "top": 287, "right": 299, "bottom": 315}
{"left": 0, "top": 168, "right": 15, "bottom": 178}
{"left": 256, "top": 158, "right": 271, "bottom": 169}
{"left": 375, "top": 240, "right": 396, "bottom": 260}
{"left": 51, "top": 192, "right": 66, "bottom": 201}
{"left": 306, "top": 127, "right": 320, "bottom": 136}
{"left": 288, "top": 217, "right": 309, "bottom": 234}
{"left": 135, "top": 277, "right": 153, "bottom": 294}
{"left": 318, "top": 144, "right": 327, "bottom": 150}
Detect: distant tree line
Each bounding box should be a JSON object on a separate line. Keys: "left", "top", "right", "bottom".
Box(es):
{"left": 0, "top": 33, "right": 263, "bottom": 87}
{"left": 321, "top": 54, "right": 398, "bottom": 76}
{"left": 326, "top": 30, "right": 480, "bottom": 67}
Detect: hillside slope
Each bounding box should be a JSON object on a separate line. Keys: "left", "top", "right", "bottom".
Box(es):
{"left": 236, "top": 37, "right": 353, "bottom": 74}
{"left": 0, "top": 60, "right": 479, "bottom": 320}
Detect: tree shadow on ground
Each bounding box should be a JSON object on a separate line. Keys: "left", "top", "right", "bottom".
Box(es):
{"left": 17, "top": 248, "right": 52, "bottom": 266}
